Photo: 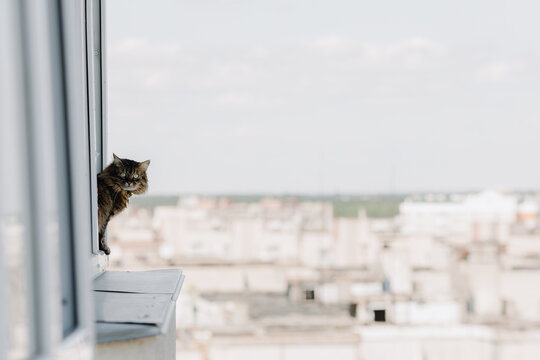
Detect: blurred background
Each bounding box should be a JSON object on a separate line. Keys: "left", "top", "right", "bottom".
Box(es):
{"left": 105, "top": 0, "right": 540, "bottom": 359}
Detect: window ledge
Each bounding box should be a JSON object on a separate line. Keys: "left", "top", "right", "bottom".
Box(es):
{"left": 91, "top": 252, "right": 110, "bottom": 278}
{"left": 93, "top": 268, "right": 184, "bottom": 343}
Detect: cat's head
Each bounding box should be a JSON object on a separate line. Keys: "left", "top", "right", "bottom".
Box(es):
{"left": 111, "top": 154, "right": 150, "bottom": 194}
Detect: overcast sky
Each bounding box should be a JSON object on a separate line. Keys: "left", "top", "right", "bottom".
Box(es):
{"left": 106, "top": 0, "right": 540, "bottom": 195}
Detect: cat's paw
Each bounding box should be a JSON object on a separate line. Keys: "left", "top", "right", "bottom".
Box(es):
{"left": 99, "top": 240, "right": 111, "bottom": 255}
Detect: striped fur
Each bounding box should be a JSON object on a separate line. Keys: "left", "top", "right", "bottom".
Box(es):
{"left": 97, "top": 154, "right": 150, "bottom": 254}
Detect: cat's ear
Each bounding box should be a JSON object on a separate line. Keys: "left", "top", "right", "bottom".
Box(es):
{"left": 139, "top": 160, "right": 151, "bottom": 171}
{"left": 113, "top": 153, "right": 123, "bottom": 166}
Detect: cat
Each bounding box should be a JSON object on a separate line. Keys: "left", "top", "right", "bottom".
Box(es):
{"left": 97, "top": 154, "right": 150, "bottom": 255}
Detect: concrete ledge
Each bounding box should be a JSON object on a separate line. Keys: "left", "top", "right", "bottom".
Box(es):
{"left": 96, "top": 309, "right": 176, "bottom": 360}
{"left": 94, "top": 269, "right": 184, "bottom": 350}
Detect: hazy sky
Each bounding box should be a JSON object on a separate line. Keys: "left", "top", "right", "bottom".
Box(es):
{"left": 107, "top": 0, "right": 540, "bottom": 195}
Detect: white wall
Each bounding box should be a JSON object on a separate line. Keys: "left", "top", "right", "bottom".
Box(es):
{"left": 394, "top": 301, "right": 462, "bottom": 325}
{"left": 356, "top": 326, "right": 494, "bottom": 360}
{"left": 176, "top": 326, "right": 540, "bottom": 360}
{"left": 501, "top": 270, "right": 540, "bottom": 322}
{"left": 208, "top": 343, "right": 360, "bottom": 360}
{"left": 399, "top": 191, "right": 517, "bottom": 243}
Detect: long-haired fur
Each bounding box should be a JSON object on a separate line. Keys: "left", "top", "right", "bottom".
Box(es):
{"left": 97, "top": 154, "right": 150, "bottom": 254}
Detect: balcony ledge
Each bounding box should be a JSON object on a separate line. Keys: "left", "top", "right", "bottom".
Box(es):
{"left": 93, "top": 268, "right": 184, "bottom": 344}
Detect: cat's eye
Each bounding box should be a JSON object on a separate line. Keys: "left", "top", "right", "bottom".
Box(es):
{"left": 133, "top": 174, "right": 139, "bottom": 179}
{"left": 120, "top": 172, "right": 126, "bottom": 178}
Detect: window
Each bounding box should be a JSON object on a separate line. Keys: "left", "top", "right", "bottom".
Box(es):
{"left": 349, "top": 303, "right": 358, "bottom": 318}
{"left": 373, "top": 309, "right": 386, "bottom": 322}
{"left": 0, "top": 4, "right": 32, "bottom": 354}
{"left": 382, "top": 277, "right": 391, "bottom": 293}
{"left": 1, "top": 0, "right": 93, "bottom": 357}
{"left": 305, "top": 289, "right": 316, "bottom": 301}
{"left": 85, "top": 0, "right": 108, "bottom": 256}
{"left": 466, "top": 298, "right": 475, "bottom": 314}
{"left": 2, "top": 0, "right": 186, "bottom": 358}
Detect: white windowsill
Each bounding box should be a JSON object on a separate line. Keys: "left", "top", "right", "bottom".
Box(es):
{"left": 93, "top": 268, "right": 184, "bottom": 343}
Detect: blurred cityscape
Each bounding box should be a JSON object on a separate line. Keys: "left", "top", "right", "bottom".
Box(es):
{"left": 108, "top": 190, "right": 540, "bottom": 360}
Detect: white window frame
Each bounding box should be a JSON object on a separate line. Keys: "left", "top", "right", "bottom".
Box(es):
{"left": 1, "top": 0, "right": 95, "bottom": 358}
{"left": 84, "top": 0, "right": 111, "bottom": 277}
{"left": 86, "top": 0, "right": 108, "bottom": 257}
{"left": 59, "top": 0, "right": 97, "bottom": 354}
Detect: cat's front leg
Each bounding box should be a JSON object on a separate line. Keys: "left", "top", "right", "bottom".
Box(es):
{"left": 99, "top": 230, "right": 111, "bottom": 255}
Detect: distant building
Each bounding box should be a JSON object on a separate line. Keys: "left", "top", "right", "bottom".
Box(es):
{"left": 399, "top": 190, "right": 518, "bottom": 243}
{"left": 107, "top": 190, "right": 540, "bottom": 360}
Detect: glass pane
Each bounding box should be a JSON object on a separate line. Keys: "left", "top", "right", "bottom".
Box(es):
{"left": 0, "top": 2, "right": 31, "bottom": 356}
{"left": 0, "top": 134, "right": 31, "bottom": 358}
{"left": 1, "top": 1, "right": 79, "bottom": 354}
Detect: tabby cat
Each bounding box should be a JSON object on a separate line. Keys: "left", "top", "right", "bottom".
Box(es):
{"left": 97, "top": 154, "right": 150, "bottom": 255}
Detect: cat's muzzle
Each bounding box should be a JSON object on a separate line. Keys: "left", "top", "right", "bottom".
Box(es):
{"left": 121, "top": 184, "right": 138, "bottom": 191}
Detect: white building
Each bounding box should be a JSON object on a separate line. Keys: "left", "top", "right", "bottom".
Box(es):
{"left": 153, "top": 197, "right": 375, "bottom": 269}
{"left": 399, "top": 190, "right": 518, "bottom": 243}
{"left": 109, "top": 190, "right": 540, "bottom": 359}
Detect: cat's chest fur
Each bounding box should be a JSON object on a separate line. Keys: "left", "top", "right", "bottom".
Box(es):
{"left": 112, "top": 191, "right": 131, "bottom": 214}
{"left": 97, "top": 174, "right": 132, "bottom": 216}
